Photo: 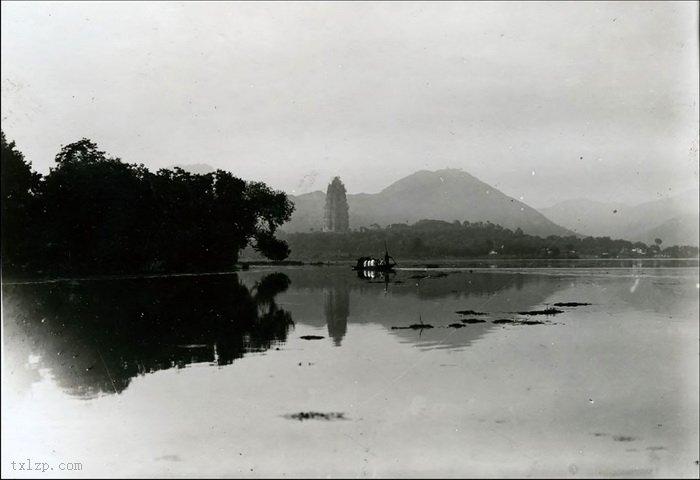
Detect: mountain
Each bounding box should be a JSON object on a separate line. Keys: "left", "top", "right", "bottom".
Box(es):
{"left": 637, "top": 213, "right": 699, "bottom": 247}
{"left": 540, "top": 189, "right": 699, "bottom": 245}
{"left": 285, "top": 190, "right": 326, "bottom": 232}
{"left": 538, "top": 198, "right": 632, "bottom": 237}
{"left": 283, "top": 169, "right": 573, "bottom": 237}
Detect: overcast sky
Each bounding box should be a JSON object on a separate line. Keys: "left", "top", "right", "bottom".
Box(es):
{"left": 1, "top": 1, "right": 698, "bottom": 207}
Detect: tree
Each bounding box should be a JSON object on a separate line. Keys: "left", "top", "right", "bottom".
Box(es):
{"left": 17, "top": 137, "right": 295, "bottom": 276}
{"left": 1, "top": 131, "right": 42, "bottom": 274}
{"left": 39, "top": 139, "right": 153, "bottom": 273}
{"left": 253, "top": 231, "right": 291, "bottom": 261}
{"left": 54, "top": 138, "right": 108, "bottom": 165}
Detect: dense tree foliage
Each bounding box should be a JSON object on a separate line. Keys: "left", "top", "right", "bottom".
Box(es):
{"left": 279, "top": 219, "right": 699, "bottom": 261}
{"left": 1, "top": 133, "right": 293, "bottom": 277}
{"left": 1, "top": 132, "right": 42, "bottom": 272}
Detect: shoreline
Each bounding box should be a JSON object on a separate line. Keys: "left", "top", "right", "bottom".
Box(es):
{"left": 2, "top": 257, "right": 698, "bottom": 285}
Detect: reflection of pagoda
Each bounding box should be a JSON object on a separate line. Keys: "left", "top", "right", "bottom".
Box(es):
{"left": 324, "top": 286, "right": 349, "bottom": 346}
{"left": 323, "top": 177, "right": 349, "bottom": 232}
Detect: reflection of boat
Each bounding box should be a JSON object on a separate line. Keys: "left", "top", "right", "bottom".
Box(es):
{"left": 356, "top": 268, "right": 395, "bottom": 295}
{"left": 352, "top": 244, "right": 397, "bottom": 272}
{"left": 356, "top": 269, "right": 394, "bottom": 280}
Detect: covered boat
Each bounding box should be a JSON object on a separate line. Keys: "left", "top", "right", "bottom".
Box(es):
{"left": 352, "top": 245, "right": 397, "bottom": 272}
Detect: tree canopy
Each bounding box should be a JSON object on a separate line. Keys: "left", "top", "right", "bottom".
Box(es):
{"left": 1, "top": 133, "right": 294, "bottom": 277}
{"left": 277, "top": 219, "right": 698, "bottom": 261}
{"left": 1, "top": 132, "right": 41, "bottom": 272}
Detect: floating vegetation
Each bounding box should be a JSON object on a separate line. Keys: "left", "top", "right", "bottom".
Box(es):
{"left": 456, "top": 310, "right": 488, "bottom": 315}
{"left": 460, "top": 318, "right": 486, "bottom": 324}
{"left": 552, "top": 302, "right": 591, "bottom": 307}
{"left": 409, "top": 272, "right": 447, "bottom": 279}
{"left": 447, "top": 323, "right": 466, "bottom": 328}
{"left": 283, "top": 412, "right": 346, "bottom": 421}
{"left": 492, "top": 318, "right": 548, "bottom": 326}
{"left": 392, "top": 323, "right": 435, "bottom": 330}
{"left": 299, "top": 335, "right": 324, "bottom": 340}
{"left": 411, "top": 322, "right": 433, "bottom": 329}
{"left": 408, "top": 272, "right": 447, "bottom": 280}
{"left": 392, "top": 315, "right": 434, "bottom": 330}
{"left": 516, "top": 308, "right": 564, "bottom": 316}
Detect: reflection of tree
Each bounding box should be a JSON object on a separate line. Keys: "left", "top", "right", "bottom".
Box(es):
{"left": 324, "top": 286, "right": 349, "bottom": 346}
{"left": 2, "top": 273, "right": 293, "bottom": 398}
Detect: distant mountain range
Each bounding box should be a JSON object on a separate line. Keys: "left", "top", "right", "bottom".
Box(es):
{"left": 283, "top": 169, "right": 573, "bottom": 238}
{"left": 168, "top": 165, "right": 699, "bottom": 246}
{"left": 539, "top": 190, "right": 699, "bottom": 246}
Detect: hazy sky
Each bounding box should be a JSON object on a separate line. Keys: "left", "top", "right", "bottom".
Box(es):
{"left": 1, "top": 1, "right": 698, "bottom": 207}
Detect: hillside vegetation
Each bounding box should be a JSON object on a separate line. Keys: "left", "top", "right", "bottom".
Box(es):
{"left": 279, "top": 219, "right": 698, "bottom": 261}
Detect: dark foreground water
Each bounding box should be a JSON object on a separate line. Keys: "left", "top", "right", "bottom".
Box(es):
{"left": 2, "top": 261, "right": 699, "bottom": 478}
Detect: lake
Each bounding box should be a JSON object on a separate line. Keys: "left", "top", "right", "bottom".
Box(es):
{"left": 2, "top": 260, "right": 699, "bottom": 478}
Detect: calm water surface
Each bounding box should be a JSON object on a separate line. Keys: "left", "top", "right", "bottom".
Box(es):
{"left": 2, "top": 261, "right": 699, "bottom": 478}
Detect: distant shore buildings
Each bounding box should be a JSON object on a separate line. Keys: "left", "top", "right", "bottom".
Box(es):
{"left": 323, "top": 177, "right": 349, "bottom": 232}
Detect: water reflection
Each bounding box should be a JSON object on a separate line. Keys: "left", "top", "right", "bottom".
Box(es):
{"left": 402, "top": 258, "right": 699, "bottom": 270}
{"left": 263, "top": 267, "right": 563, "bottom": 351}
{"left": 8, "top": 264, "right": 687, "bottom": 400}
{"left": 324, "top": 285, "right": 349, "bottom": 346}
{"left": 3, "top": 264, "right": 697, "bottom": 478}
{"left": 2, "top": 272, "right": 293, "bottom": 398}
{"left": 356, "top": 269, "right": 395, "bottom": 295}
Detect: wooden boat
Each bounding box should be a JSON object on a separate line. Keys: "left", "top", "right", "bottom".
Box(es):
{"left": 352, "top": 244, "right": 397, "bottom": 272}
